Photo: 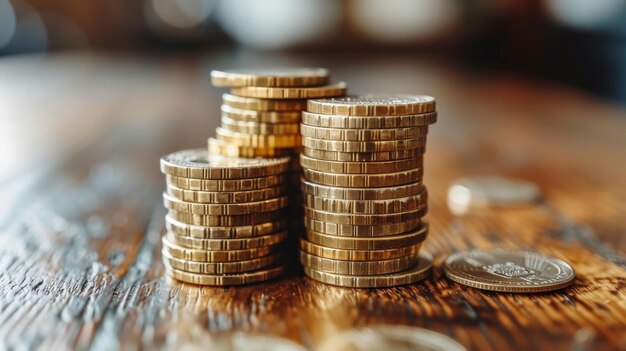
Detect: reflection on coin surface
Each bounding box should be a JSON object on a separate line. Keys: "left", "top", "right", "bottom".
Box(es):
{"left": 443, "top": 249, "right": 576, "bottom": 293}
{"left": 447, "top": 176, "right": 541, "bottom": 215}
{"left": 315, "top": 325, "right": 465, "bottom": 351}
{"left": 163, "top": 330, "right": 307, "bottom": 351}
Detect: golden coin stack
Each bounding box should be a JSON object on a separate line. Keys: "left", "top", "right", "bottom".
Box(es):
{"left": 160, "top": 149, "right": 291, "bottom": 285}
{"left": 208, "top": 68, "right": 348, "bottom": 235}
{"left": 299, "top": 96, "right": 438, "bottom": 288}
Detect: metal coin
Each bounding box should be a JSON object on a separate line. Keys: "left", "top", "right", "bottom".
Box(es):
{"left": 299, "top": 251, "right": 417, "bottom": 275}
{"left": 303, "top": 189, "right": 427, "bottom": 214}
{"left": 301, "top": 179, "right": 423, "bottom": 200}
{"left": 231, "top": 82, "right": 347, "bottom": 99}
{"left": 165, "top": 231, "right": 288, "bottom": 250}
{"left": 166, "top": 174, "right": 287, "bottom": 191}
{"left": 300, "top": 239, "right": 421, "bottom": 261}
{"left": 222, "top": 93, "right": 307, "bottom": 111}
{"left": 162, "top": 235, "right": 279, "bottom": 262}
{"left": 217, "top": 127, "right": 302, "bottom": 148}
{"left": 164, "top": 265, "right": 284, "bottom": 286}
{"left": 163, "top": 192, "right": 288, "bottom": 215}
{"left": 300, "top": 124, "right": 428, "bottom": 141}
{"left": 302, "top": 136, "right": 425, "bottom": 153}
{"left": 315, "top": 324, "right": 465, "bottom": 351}
{"left": 221, "top": 105, "right": 302, "bottom": 123}
{"left": 304, "top": 217, "right": 422, "bottom": 237}
{"left": 302, "top": 111, "right": 437, "bottom": 129}
{"left": 304, "top": 206, "right": 427, "bottom": 226}
{"left": 303, "top": 147, "right": 424, "bottom": 162}
{"left": 208, "top": 137, "right": 300, "bottom": 158}
{"left": 303, "top": 168, "right": 422, "bottom": 188}
{"left": 211, "top": 67, "right": 329, "bottom": 87}
{"left": 304, "top": 223, "right": 428, "bottom": 250}
{"left": 443, "top": 249, "right": 576, "bottom": 293}
{"left": 299, "top": 154, "right": 423, "bottom": 174}
{"left": 166, "top": 184, "right": 287, "bottom": 204}
{"left": 166, "top": 216, "right": 287, "bottom": 239}
{"left": 160, "top": 149, "right": 289, "bottom": 179}
{"left": 307, "top": 95, "right": 436, "bottom": 116}
{"left": 221, "top": 116, "right": 300, "bottom": 135}
{"left": 168, "top": 209, "right": 285, "bottom": 227}
{"left": 162, "top": 250, "right": 278, "bottom": 274}
{"left": 303, "top": 253, "right": 433, "bottom": 288}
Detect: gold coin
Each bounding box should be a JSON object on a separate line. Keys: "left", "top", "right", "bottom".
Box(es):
{"left": 304, "top": 217, "right": 422, "bottom": 237}
{"left": 217, "top": 127, "right": 302, "bottom": 148}
{"left": 304, "top": 206, "right": 427, "bottom": 225}
{"left": 162, "top": 235, "right": 279, "bottom": 262}
{"left": 304, "top": 223, "right": 428, "bottom": 250}
{"left": 162, "top": 250, "right": 278, "bottom": 274}
{"left": 302, "top": 147, "right": 424, "bottom": 162}
{"left": 303, "top": 136, "right": 425, "bottom": 153}
{"left": 303, "top": 168, "right": 423, "bottom": 188}
{"left": 231, "top": 82, "right": 347, "bottom": 99}
{"left": 301, "top": 179, "right": 423, "bottom": 200}
{"left": 208, "top": 138, "right": 300, "bottom": 158}
{"left": 222, "top": 93, "right": 307, "bottom": 111}
{"left": 300, "top": 124, "right": 428, "bottom": 141}
{"left": 307, "top": 95, "right": 436, "bottom": 116}
{"left": 221, "top": 105, "right": 301, "bottom": 123}
{"left": 211, "top": 68, "right": 329, "bottom": 87}
{"left": 221, "top": 117, "right": 300, "bottom": 135}
{"left": 164, "top": 265, "right": 284, "bottom": 286}
{"left": 299, "top": 251, "right": 417, "bottom": 275}
{"left": 163, "top": 192, "right": 288, "bottom": 215}
{"left": 299, "top": 154, "right": 422, "bottom": 174}
{"left": 166, "top": 174, "right": 287, "bottom": 192}
{"left": 165, "top": 231, "right": 287, "bottom": 250}
{"left": 303, "top": 253, "right": 432, "bottom": 288}
{"left": 160, "top": 148, "right": 289, "bottom": 179}
{"left": 303, "top": 189, "right": 427, "bottom": 214}
{"left": 166, "top": 183, "right": 287, "bottom": 204}
{"left": 300, "top": 239, "right": 421, "bottom": 261}
{"left": 301, "top": 111, "right": 437, "bottom": 129}
{"left": 166, "top": 215, "right": 287, "bottom": 239}
{"left": 168, "top": 209, "right": 285, "bottom": 227}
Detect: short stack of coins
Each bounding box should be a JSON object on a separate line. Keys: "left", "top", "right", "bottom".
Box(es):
{"left": 208, "top": 68, "right": 348, "bottom": 239}
{"left": 299, "top": 96, "right": 438, "bottom": 288}
{"left": 160, "top": 149, "right": 291, "bottom": 285}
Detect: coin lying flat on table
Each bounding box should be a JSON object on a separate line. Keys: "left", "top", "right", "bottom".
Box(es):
{"left": 221, "top": 105, "right": 302, "bottom": 123}
{"left": 305, "top": 223, "right": 428, "bottom": 250}
{"left": 221, "top": 117, "right": 300, "bottom": 135}
{"left": 443, "top": 249, "right": 576, "bottom": 293}
{"left": 168, "top": 209, "right": 285, "bottom": 227}
{"left": 160, "top": 149, "right": 289, "bottom": 179}
{"left": 231, "top": 82, "right": 347, "bottom": 99}
{"left": 211, "top": 68, "right": 329, "bottom": 87}
{"left": 300, "top": 239, "right": 421, "bottom": 261}
{"left": 163, "top": 192, "right": 288, "bottom": 216}
{"left": 304, "top": 217, "right": 422, "bottom": 237}
{"left": 299, "top": 154, "right": 423, "bottom": 174}
{"left": 222, "top": 93, "right": 307, "bottom": 111}
{"left": 162, "top": 250, "right": 279, "bottom": 274}
{"left": 164, "top": 264, "right": 284, "bottom": 286}
{"left": 299, "top": 251, "right": 417, "bottom": 275}
{"left": 302, "top": 111, "right": 438, "bottom": 129}
{"left": 315, "top": 324, "right": 465, "bottom": 351}
{"left": 165, "top": 231, "right": 287, "bottom": 250}
{"left": 307, "top": 95, "right": 436, "bottom": 116}
{"left": 166, "top": 174, "right": 287, "bottom": 192}
{"left": 166, "top": 184, "right": 287, "bottom": 204}
{"left": 303, "top": 147, "right": 424, "bottom": 162}
{"left": 217, "top": 127, "right": 302, "bottom": 148}
{"left": 303, "top": 168, "right": 422, "bottom": 188}
{"left": 300, "top": 124, "right": 428, "bottom": 141}
{"left": 301, "top": 179, "right": 424, "bottom": 200}
{"left": 166, "top": 216, "right": 287, "bottom": 239}
{"left": 304, "top": 253, "right": 433, "bottom": 288}
{"left": 162, "top": 236, "right": 279, "bottom": 262}
{"left": 303, "top": 190, "right": 427, "bottom": 214}
{"left": 304, "top": 206, "right": 427, "bottom": 226}
{"left": 302, "top": 137, "right": 425, "bottom": 153}
{"left": 208, "top": 138, "right": 299, "bottom": 158}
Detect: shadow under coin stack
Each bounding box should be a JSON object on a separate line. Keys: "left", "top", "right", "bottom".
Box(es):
{"left": 299, "top": 96, "right": 438, "bottom": 288}
{"left": 160, "top": 149, "right": 291, "bottom": 285}
{"left": 207, "top": 68, "right": 347, "bottom": 240}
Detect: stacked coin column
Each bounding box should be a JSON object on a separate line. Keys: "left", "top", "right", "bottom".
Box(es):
{"left": 160, "top": 150, "right": 291, "bottom": 285}
{"left": 299, "top": 96, "right": 438, "bottom": 288}
{"left": 207, "top": 69, "right": 347, "bottom": 244}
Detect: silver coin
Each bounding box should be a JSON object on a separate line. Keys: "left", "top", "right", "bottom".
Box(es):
{"left": 315, "top": 325, "right": 465, "bottom": 351}
{"left": 443, "top": 249, "right": 576, "bottom": 293}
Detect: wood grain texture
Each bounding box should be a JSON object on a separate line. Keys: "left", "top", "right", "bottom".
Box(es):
{"left": 0, "top": 53, "right": 625, "bottom": 351}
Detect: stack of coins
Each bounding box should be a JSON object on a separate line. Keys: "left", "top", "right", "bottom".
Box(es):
{"left": 208, "top": 68, "right": 348, "bottom": 236}
{"left": 160, "top": 149, "right": 291, "bottom": 285}
{"left": 299, "top": 96, "right": 438, "bottom": 288}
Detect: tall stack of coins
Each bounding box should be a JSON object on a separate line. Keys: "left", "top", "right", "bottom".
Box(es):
{"left": 299, "top": 96, "right": 438, "bottom": 288}
{"left": 208, "top": 68, "right": 348, "bottom": 237}
{"left": 160, "top": 149, "right": 291, "bottom": 285}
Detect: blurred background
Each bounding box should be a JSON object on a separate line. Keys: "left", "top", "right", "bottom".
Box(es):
{"left": 0, "top": 0, "right": 625, "bottom": 102}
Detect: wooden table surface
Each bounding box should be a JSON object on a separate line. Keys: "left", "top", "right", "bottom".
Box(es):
{"left": 0, "top": 52, "right": 625, "bottom": 351}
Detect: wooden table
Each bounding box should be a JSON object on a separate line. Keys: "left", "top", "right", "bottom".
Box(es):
{"left": 1, "top": 52, "right": 625, "bottom": 351}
